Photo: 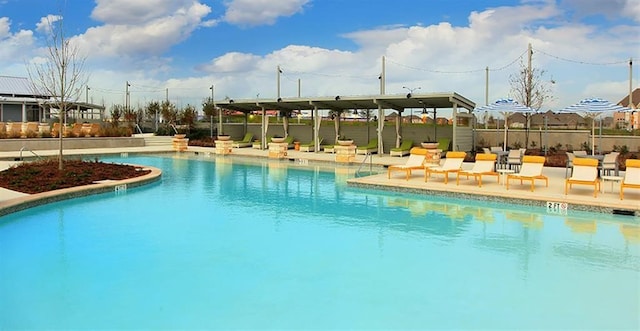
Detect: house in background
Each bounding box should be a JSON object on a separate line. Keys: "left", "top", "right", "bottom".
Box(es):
{"left": 616, "top": 87, "right": 639, "bottom": 130}
{"left": 0, "top": 75, "right": 105, "bottom": 123}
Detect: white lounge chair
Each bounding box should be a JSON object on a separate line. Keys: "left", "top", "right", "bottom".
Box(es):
{"left": 506, "top": 156, "right": 548, "bottom": 192}
{"left": 620, "top": 159, "right": 640, "bottom": 200}
{"left": 388, "top": 147, "right": 428, "bottom": 180}
{"left": 425, "top": 151, "right": 466, "bottom": 184}
{"left": 565, "top": 157, "right": 600, "bottom": 197}
{"left": 456, "top": 153, "right": 498, "bottom": 187}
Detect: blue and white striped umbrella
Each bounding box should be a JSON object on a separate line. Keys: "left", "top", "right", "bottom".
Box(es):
{"left": 559, "top": 98, "right": 631, "bottom": 154}
{"left": 474, "top": 98, "right": 536, "bottom": 113}
{"left": 558, "top": 98, "right": 629, "bottom": 116}
{"left": 474, "top": 98, "right": 536, "bottom": 150}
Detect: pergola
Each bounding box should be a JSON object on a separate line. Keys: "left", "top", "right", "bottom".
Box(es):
{"left": 216, "top": 92, "right": 476, "bottom": 152}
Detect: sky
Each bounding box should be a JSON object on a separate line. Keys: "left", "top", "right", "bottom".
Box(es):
{"left": 0, "top": 0, "right": 639, "bottom": 114}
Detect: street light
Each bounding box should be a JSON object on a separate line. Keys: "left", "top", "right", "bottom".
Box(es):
{"left": 403, "top": 86, "right": 421, "bottom": 121}
{"left": 402, "top": 86, "right": 421, "bottom": 98}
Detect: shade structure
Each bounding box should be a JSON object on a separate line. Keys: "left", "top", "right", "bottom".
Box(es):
{"left": 558, "top": 98, "right": 630, "bottom": 154}
{"left": 474, "top": 98, "right": 536, "bottom": 150}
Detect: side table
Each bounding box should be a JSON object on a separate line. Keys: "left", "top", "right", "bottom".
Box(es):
{"left": 497, "top": 169, "right": 515, "bottom": 186}
{"left": 601, "top": 175, "right": 623, "bottom": 193}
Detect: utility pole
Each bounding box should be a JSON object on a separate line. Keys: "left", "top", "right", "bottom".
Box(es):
{"left": 378, "top": 55, "right": 386, "bottom": 154}
{"left": 125, "top": 81, "right": 130, "bottom": 110}
{"left": 85, "top": 85, "right": 90, "bottom": 103}
{"left": 526, "top": 43, "right": 533, "bottom": 108}
{"left": 277, "top": 65, "right": 282, "bottom": 99}
{"left": 629, "top": 58, "right": 634, "bottom": 130}
{"left": 484, "top": 66, "right": 489, "bottom": 129}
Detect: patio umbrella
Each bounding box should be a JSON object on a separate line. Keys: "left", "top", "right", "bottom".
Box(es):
{"left": 474, "top": 98, "right": 536, "bottom": 150}
{"left": 558, "top": 98, "right": 630, "bottom": 155}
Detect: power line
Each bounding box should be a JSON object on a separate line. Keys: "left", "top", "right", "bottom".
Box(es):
{"left": 533, "top": 47, "right": 629, "bottom": 65}
{"left": 385, "top": 49, "right": 527, "bottom": 74}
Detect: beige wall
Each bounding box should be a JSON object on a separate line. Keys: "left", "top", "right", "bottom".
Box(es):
{"left": 0, "top": 137, "right": 145, "bottom": 152}
{"left": 475, "top": 129, "right": 640, "bottom": 152}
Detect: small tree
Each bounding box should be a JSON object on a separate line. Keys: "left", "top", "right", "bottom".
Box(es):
{"left": 160, "top": 101, "right": 178, "bottom": 126}
{"left": 110, "top": 104, "right": 124, "bottom": 127}
{"left": 27, "top": 15, "right": 87, "bottom": 170}
{"left": 202, "top": 98, "right": 216, "bottom": 121}
{"left": 509, "top": 58, "right": 554, "bottom": 148}
{"left": 179, "top": 104, "right": 198, "bottom": 132}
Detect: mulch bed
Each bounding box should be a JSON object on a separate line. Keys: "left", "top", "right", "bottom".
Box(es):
{"left": 0, "top": 159, "right": 151, "bottom": 194}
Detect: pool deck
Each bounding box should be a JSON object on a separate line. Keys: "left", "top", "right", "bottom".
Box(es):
{"left": 0, "top": 144, "right": 638, "bottom": 216}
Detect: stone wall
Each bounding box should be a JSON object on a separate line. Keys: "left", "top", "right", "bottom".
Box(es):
{"left": 0, "top": 137, "right": 145, "bottom": 152}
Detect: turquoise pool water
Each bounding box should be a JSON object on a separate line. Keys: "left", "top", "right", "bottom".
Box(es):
{"left": 0, "top": 154, "right": 638, "bottom": 329}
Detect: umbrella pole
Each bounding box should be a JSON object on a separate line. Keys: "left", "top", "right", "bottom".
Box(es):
{"left": 591, "top": 118, "right": 595, "bottom": 155}
{"left": 503, "top": 112, "right": 508, "bottom": 150}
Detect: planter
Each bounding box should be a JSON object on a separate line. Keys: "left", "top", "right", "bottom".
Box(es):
{"left": 174, "top": 134, "right": 186, "bottom": 139}
{"left": 271, "top": 137, "right": 286, "bottom": 143}
{"left": 217, "top": 135, "right": 231, "bottom": 141}
{"left": 421, "top": 142, "right": 439, "bottom": 149}
{"left": 337, "top": 140, "right": 354, "bottom": 146}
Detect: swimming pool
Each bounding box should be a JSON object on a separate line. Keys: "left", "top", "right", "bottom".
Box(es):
{"left": 1, "top": 153, "right": 638, "bottom": 329}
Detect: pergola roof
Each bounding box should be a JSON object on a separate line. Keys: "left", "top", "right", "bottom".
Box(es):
{"left": 215, "top": 92, "right": 476, "bottom": 113}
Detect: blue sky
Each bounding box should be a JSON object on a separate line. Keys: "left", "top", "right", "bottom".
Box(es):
{"left": 0, "top": 0, "right": 638, "bottom": 113}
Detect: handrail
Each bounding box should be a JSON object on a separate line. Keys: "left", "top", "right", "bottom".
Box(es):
{"left": 134, "top": 123, "right": 143, "bottom": 134}
{"left": 170, "top": 124, "right": 179, "bottom": 134}
{"left": 355, "top": 153, "right": 373, "bottom": 177}
{"left": 19, "top": 146, "right": 42, "bottom": 161}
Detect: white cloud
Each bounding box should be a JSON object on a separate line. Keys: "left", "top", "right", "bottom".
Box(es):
{"left": 0, "top": 17, "right": 35, "bottom": 63}
{"left": 223, "top": 0, "right": 309, "bottom": 26}
{"left": 91, "top": 0, "right": 206, "bottom": 24}
{"left": 35, "top": 14, "right": 62, "bottom": 33}
{"left": 197, "top": 52, "right": 262, "bottom": 73}
{"left": 73, "top": 1, "right": 212, "bottom": 58}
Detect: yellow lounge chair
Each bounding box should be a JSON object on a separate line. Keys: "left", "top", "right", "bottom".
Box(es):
{"left": 620, "top": 159, "right": 640, "bottom": 200}
{"left": 506, "top": 155, "right": 548, "bottom": 192}
{"left": 232, "top": 133, "right": 254, "bottom": 148}
{"left": 456, "top": 153, "right": 498, "bottom": 187}
{"left": 425, "top": 151, "right": 466, "bottom": 184}
{"left": 565, "top": 157, "right": 600, "bottom": 197}
{"left": 387, "top": 147, "right": 428, "bottom": 180}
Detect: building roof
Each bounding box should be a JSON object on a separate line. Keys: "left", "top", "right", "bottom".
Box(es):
{"left": 215, "top": 92, "right": 476, "bottom": 113}
{"left": 617, "top": 88, "right": 640, "bottom": 108}
{"left": 0, "top": 75, "right": 46, "bottom": 97}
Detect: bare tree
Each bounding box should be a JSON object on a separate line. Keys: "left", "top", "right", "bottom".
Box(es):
{"left": 509, "top": 60, "right": 554, "bottom": 111}
{"left": 509, "top": 58, "right": 554, "bottom": 148}
{"left": 27, "top": 15, "right": 87, "bottom": 170}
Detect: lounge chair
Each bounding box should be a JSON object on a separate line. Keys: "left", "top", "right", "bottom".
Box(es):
{"left": 506, "top": 148, "right": 526, "bottom": 172}
{"left": 252, "top": 136, "right": 272, "bottom": 149}
{"left": 565, "top": 157, "right": 600, "bottom": 197}
{"left": 456, "top": 153, "right": 499, "bottom": 187}
{"left": 390, "top": 140, "right": 413, "bottom": 157}
{"left": 620, "top": 159, "right": 640, "bottom": 200}
{"left": 573, "top": 150, "right": 588, "bottom": 156}
{"left": 232, "top": 133, "right": 254, "bottom": 148}
{"left": 356, "top": 139, "right": 378, "bottom": 155}
{"left": 565, "top": 152, "right": 575, "bottom": 178}
{"left": 506, "top": 155, "right": 548, "bottom": 192}
{"left": 284, "top": 135, "right": 295, "bottom": 149}
{"left": 387, "top": 147, "right": 428, "bottom": 180}
{"left": 299, "top": 138, "right": 323, "bottom": 152}
{"left": 599, "top": 152, "right": 619, "bottom": 176}
{"left": 437, "top": 138, "right": 451, "bottom": 152}
{"left": 425, "top": 151, "right": 466, "bottom": 184}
